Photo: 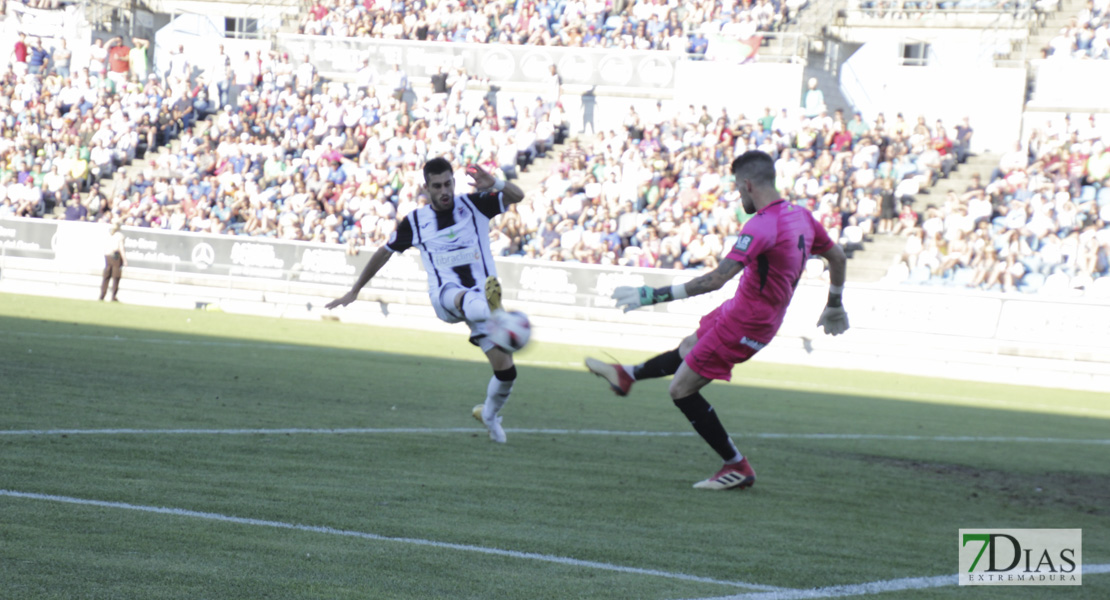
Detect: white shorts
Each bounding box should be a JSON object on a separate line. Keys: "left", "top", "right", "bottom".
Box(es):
{"left": 432, "top": 282, "right": 496, "bottom": 353}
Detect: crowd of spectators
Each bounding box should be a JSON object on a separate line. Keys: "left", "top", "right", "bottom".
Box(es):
{"left": 5, "top": 26, "right": 1106, "bottom": 295}
{"left": 1044, "top": 0, "right": 1110, "bottom": 59}
{"left": 896, "top": 113, "right": 1110, "bottom": 292}
{"left": 503, "top": 104, "right": 972, "bottom": 273}
{"left": 0, "top": 33, "right": 198, "bottom": 221}
{"left": 49, "top": 38, "right": 976, "bottom": 282}
{"left": 8, "top": 0, "right": 62, "bottom": 10}
{"left": 3, "top": 32, "right": 995, "bottom": 290}
{"left": 298, "top": 0, "right": 805, "bottom": 53}
{"left": 858, "top": 0, "right": 1042, "bottom": 20}
{"left": 38, "top": 51, "right": 574, "bottom": 250}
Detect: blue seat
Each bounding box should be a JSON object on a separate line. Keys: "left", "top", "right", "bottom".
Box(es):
{"left": 1098, "top": 187, "right": 1110, "bottom": 207}
{"left": 1019, "top": 272, "right": 1046, "bottom": 293}
{"left": 908, "top": 266, "right": 932, "bottom": 284}
{"left": 1089, "top": 276, "right": 1110, "bottom": 298}
{"left": 953, "top": 267, "right": 975, "bottom": 286}
{"left": 1080, "top": 185, "right": 1097, "bottom": 202}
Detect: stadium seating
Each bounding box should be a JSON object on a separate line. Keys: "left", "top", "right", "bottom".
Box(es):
{"left": 12, "top": 43, "right": 1040, "bottom": 290}
{"left": 8, "top": 2, "right": 1107, "bottom": 296}
{"left": 298, "top": 0, "right": 802, "bottom": 49}
{"left": 1042, "top": 0, "right": 1110, "bottom": 59}
{"left": 882, "top": 110, "right": 1110, "bottom": 292}
{"left": 0, "top": 39, "right": 189, "bottom": 221}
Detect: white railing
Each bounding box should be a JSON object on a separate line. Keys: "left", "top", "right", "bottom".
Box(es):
{"left": 847, "top": 0, "right": 1036, "bottom": 21}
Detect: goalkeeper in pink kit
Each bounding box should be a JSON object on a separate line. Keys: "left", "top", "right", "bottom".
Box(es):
{"left": 586, "top": 150, "right": 850, "bottom": 490}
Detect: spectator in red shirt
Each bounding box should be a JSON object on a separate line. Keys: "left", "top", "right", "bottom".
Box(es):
{"left": 830, "top": 122, "right": 854, "bottom": 153}
{"left": 933, "top": 127, "right": 953, "bottom": 156}
{"left": 11, "top": 33, "right": 28, "bottom": 74}
{"left": 106, "top": 37, "right": 131, "bottom": 88}
{"left": 932, "top": 125, "right": 956, "bottom": 178}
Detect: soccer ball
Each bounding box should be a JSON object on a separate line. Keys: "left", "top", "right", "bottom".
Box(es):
{"left": 487, "top": 310, "right": 532, "bottom": 352}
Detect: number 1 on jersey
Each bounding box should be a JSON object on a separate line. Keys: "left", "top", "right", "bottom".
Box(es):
{"left": 793, "top": 235, "right": 806, "bottom": 289}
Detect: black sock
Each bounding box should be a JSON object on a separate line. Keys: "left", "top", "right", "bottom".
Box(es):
{"left": 633, "top": 348, "right": 683, "bottom": 380}
{"left": 673, "top": 392, "right": 739, "bottom": 462}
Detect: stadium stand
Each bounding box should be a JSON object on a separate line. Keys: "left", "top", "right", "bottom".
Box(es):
{"left": 0, "top": 34, "right": 192, "bottom": 221}
{"left": 884, "top": 115, "right": 1110, "bottom": 292}
{"left": 41, "top": 61, "right": 969, "bottom": 287}
{"left": 5, "top": 0, "right": 1106, "bottom": 294}
{"left": 296, "top": 0, "right": 806, "bottom": 49}
{"left": 1039, "top": 0, "right": 1110, "bottom": 59}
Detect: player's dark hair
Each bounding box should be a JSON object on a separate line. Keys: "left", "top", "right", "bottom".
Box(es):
{"left": 731, "top": 150, "right": 776, "bottom": 188}
{"left": 423, "top": 157, "right": 453, "bottom": 183}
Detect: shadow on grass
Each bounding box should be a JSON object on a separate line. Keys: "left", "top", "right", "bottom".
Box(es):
{"left": 4, "top": 305, "right": 1110, "bottom": 595}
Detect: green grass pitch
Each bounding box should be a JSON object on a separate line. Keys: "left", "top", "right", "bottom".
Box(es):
{"left": 0, "top": 293, "right": 1106, "bottom": 599}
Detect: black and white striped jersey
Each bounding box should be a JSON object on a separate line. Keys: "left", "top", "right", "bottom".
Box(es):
{"left": 386, "top": 190, "right": 505, "bottom": 291}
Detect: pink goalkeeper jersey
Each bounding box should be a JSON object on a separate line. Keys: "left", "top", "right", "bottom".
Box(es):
{"left": 719, "top": 200, "right": 834, "bottom": 341}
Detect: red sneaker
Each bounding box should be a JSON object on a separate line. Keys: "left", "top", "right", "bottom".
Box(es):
{"left": 693, "top": 457, "right": 756, "bottom": 490}
{"left": 585, "top": 357, "right": 633, "bottom": 396}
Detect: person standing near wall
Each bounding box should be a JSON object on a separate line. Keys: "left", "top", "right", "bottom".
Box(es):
{"left": 88, "top": 37, "right": 107, "bottom": 79}
{"left": 52, "top": 38, "right": 72, "bottom": 79}
{"left": 129, "top": 37, "right": 150, "bottom": 82}
{"left": 11, "top": 33, "right": 28, "bottom": 76}
{"left": 99, "top": 221, "right": 127, "bottom": 302}
{"left": 105, "top": 37, "right": 131, "bottom": 92}
{"left": 28, "top": 38, "right": 50, "bottom": 77}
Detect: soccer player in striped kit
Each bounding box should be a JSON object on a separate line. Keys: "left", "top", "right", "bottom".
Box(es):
{"left": 328, "top": 157, "right": 525, "bottom": 443}
{"left": 587, "top": 150, "right": 850, "bottom": 489}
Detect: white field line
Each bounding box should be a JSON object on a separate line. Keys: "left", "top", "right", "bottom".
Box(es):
{"left": 0, "top": 489, "right": 784, "bottom": 592}
{"left": 682, "top": 564, "right": 1110, "bottom": 600}
{"left": 1, "top": 427, "right": 1108, "bottom": 445}
{"left": 5, "top": 487, "right": 1105, "bottom": 599}
{"left": 8, "top": 330, "right": 1109, "bottom": 418}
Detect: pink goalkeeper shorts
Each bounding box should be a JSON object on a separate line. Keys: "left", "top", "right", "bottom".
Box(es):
{"left": 685, "top": 304, "right": 767, "bottom": 381}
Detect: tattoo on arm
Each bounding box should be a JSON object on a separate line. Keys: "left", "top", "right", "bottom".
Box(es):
{"left": 684, "top": 259, "right": 743, "bottom": 297}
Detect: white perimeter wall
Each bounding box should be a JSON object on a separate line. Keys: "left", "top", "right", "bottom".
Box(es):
{"left": 2, "top": 256, "right": 1108, "bottom": 394}
{"left": 673, "top": 62, "right": 806, "bottom": 122}
{"left": 1027, "top": 59, "right": 1110, "bottom": 112}
{"left": 841, "top": 39, "right": 1026, "bottom": 154}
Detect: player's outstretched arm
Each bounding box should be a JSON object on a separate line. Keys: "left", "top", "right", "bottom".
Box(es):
{"left": 613, "top": 258, "right": 743, "bottom": 313}
{"left": 816, "top": 244, "right": 849, "bottom": 335}
{"left": 326, "top": 246, "right": 393, "bottom": 309}
{"left": 467, "top": 164, "right": 524, "bottom": 205}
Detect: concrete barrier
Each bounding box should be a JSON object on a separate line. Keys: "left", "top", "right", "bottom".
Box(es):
{"left": 3, "top": 217, "right": 1108, "bottom": 392}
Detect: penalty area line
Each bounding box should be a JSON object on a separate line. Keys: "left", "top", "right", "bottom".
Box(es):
{"left": 1, "top": 428, "right": 1108, "bottom": 445}
{"left": 0, "top": 489, "right": 786, "bottom": 592}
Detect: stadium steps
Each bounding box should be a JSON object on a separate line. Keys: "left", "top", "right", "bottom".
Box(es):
{"left": 49, "top": 115, "right": 205, "bottom": 218}
{"left": 846, "top": 234, "right": 905, "bottom": 283}
{"left": 1025, "top": 0, "right": 1090, "bottom": 59}
{"left": 779, "top": 0, "right": 859, "bottom": 116}
{"left": 845, "top": 152, "right": 1000, "bottom": 283}
{"left": 779, "top": 0, "right": 841, "bottom": 40}
{"left": 101, "top": 113, "right": 220, "bottom": 200}
{"left": 910, "top": 151, "right": 1002, "bottom": 213}
{"left": 509, "top": 130, "right": 581, "bottom": 195}
{"left": 802, "top": 48, "right": 857, "bottom": 116}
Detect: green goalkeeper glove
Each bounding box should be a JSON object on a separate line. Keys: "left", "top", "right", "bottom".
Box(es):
{"left": 612, "top": 285, "right": 684, "bottom": 313}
